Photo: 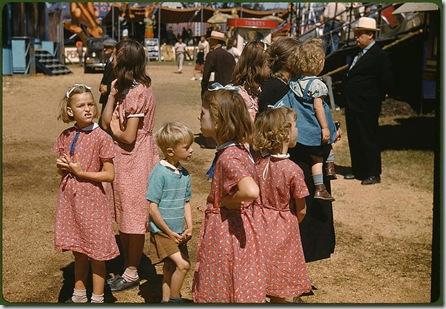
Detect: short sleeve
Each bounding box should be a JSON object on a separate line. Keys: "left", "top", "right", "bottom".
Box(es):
{"left": 99, "top": 132, "right": 115, "bottom": 160}
{"left": 290, "top": 165, "right": 309, "bottom": 200}
{"left": 146, "top": 165, "right": 164, "bottom": 204}
{"left": 124, "top": 86, "right": 150, "bottom": 119}
{"left": 220, "top": 155, "right": 252, "bottom": 196}
{"left": 308, "top": 79, "right": 328, "bottom": 98}
{"left": 53, "top": 133, "right": 65, "bottom": 156}
{"left": 185, "top": 175, "right": 192, "bottom": 202}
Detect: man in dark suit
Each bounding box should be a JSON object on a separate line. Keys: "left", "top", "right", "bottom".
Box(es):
{"left": 343, "top": 17, "right": 393, "bottom": 185}
{"left": 201, "top": 31, "right": 236, "bottom": 95}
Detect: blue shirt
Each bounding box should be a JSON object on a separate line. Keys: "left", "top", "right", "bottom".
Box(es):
{"left": 146, "top": 160, "right": 192, "bottom": 234}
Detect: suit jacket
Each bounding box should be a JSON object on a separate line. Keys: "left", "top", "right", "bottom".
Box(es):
{"left": 99, "top": 60, "right": 115, "bottom": 104}
{"left": 343, "top": 42, "right": 393, "bottom": 113}
{"left": 201, "top": 46, "right": 236, "bottom": 94}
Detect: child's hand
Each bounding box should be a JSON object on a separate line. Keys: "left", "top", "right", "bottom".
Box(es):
{"left": 334, "top": 128, "right": 342, "bottom": 142}
{"left": 167, "top": 231, "right": 182, "bottom": 244}
{"left": 110, "top": 80, "right": 118, "bottom": 96}
{"left": 59, "top": 154, "right": 83, "bottom": 177}
{"left": 321, "top": 128, "right": 330, "bottom": 144}
{"left": 180, "top": 228, "right": 193, "bottom": 244}
{"left": 109, "top": 111, "right": 122, "bottom": 135}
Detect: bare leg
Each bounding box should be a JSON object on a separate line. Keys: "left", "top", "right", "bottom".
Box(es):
{"left": 91, "top": 259, "right": 106, "bottom": 295}
{"left": 168, "top": 251, "right": 190, "bottom": 299}
{"left": 162, "top": 259, "right": 176, "bottom": 302}
{"left": 126, "top": 233, "right": 145, "bottom": 272}
{"left": 73, "top": 252, "right": 89, "bottom": 291}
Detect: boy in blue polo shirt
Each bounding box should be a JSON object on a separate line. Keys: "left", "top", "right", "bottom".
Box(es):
{"left": 146, "top": 121, "right": 194, "bottom": 303}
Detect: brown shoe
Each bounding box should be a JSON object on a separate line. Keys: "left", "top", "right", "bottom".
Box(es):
{"left": 314, "top": 184, "right": 335, "bottom": 201}
{"left": 325, "top": 161, "right": 337, "bottom": 179}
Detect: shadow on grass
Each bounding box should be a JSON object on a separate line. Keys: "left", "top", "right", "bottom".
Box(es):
{"left": 58, "top": 235, "right": 160, "bottom": 303}
{"left": 378, "top": 116, "right": 436, "bottom": 151}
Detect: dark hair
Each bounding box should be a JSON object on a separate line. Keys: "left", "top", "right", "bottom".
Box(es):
{"left": 232, "top": 41, "right": 270, "bottom": 97}
{"left": 202, "top": 89, "right": 254, "bottom": 145}
{"left": 113, "top": 39, "right": 151, "bottom": 101}
{"left": 267, "top": 37, "right": 301, "bottom": 80}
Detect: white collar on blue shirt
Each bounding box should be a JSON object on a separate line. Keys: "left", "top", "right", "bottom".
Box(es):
{"left": 361, "top": 40, "right": 375, "bottom": 55}
{"left": 160, "top": 159, "right": 183, "bottom": 175}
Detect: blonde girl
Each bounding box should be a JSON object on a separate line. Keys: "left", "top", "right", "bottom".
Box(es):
{"left": 192, "top": 88, "right": 266, "bottom": 303}
{"left": 101, "top": 39, "right": 159, "bottom": 291}
{"left": 54, "top": 84, "right": 119, "bottom": 303}
{"left": 252, "top": 107, "right": 312, "bottom": 303}
{"left": 231, "top": 40, "right": 270, "bottom": 122}
{"left": 289, "top": 38, "right": 338, "bottom": 201}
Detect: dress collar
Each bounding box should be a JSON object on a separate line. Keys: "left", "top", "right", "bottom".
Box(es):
{"left": 75, "top": 123, "right": 99, "bottom": 132}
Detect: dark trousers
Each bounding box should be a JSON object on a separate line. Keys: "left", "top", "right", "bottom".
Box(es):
{"left": 345, "top": 107, "right": 382, "bottom": 179}
{"left": 290, "top": 144, "right": 335, "bottom": 262}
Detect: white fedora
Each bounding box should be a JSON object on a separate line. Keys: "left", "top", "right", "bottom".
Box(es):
{"left": 210, "top": 30, "right": 226, "bottom": 42}
{"left": 354, "top": 17, "right": 379, "bottom": 31}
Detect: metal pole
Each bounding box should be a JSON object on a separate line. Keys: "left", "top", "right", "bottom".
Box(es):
{"left": 200, "top": 5, "right": 203, "bottom": 35}
{"left": 112, "top": 5, "right": 115, "bottom": 39}
{"left": 348, "top": 3, "right": 353, "bottom": 46}
{"left": 158, "top": 3, "right": 162, "bottom": 62}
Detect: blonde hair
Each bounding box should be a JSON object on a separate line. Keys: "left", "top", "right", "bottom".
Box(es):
{"left": 202, "top": 89, "right": 253, "bottom": 145}
{"left": 297, "top": 38, "right": 325, "bottom": 76}
{"left": 155, "top": 121, "right": 194, "bottom": 155}
{"left": 57, "top": 84, "right": 97, "bottom": 123}
{"left": 253, "top": 107, "right": 296, "bottom": 153}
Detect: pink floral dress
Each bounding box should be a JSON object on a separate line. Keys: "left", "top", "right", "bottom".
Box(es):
{"left": 192, "top": 145, "right": 266, "bottom": 303}
{"left": 256, "top": 155, "right": 312, "bottom": 298}
{"left": 111, "top": 83, "right": 159, "bottom": 234}
{"left": 238, "top": 86, "right": 258, "bottom": 122}
{"left": 53, "top": 124, "right": 119, "bottom": 261}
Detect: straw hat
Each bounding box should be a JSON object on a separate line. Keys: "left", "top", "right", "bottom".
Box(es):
{"left": 354, "top": 17, "right": 379, "bottom": 31}
{"left": 210, "top": 30, "right": 226, "bottom": 42}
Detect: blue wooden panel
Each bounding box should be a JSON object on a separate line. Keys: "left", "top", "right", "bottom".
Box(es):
{"left": 2, "top": 48, "right": 12, "bottom": 75}
{"left": 42, "top": 41, "right": 54, "bottom": 55}
{"left": 11, "top": 38, "right": 29, "bottom": 73}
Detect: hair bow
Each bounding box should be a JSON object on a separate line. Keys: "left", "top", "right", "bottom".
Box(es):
{"left": 208, "top": 82, "right": 240, "bottom": 92}
{"left": 66, "top": 84, "right": 92, "bottom": 99}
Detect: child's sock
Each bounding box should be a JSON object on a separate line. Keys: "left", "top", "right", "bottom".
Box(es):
{"left": 90, "top": 293, "right": 104, "bottom": 303}
{"left": 313, "top": 174, "right": 324, "bottom": 186}
{"left": 71, "top": 288, "right": 88, "bottom": 303}
{"left": 122, "top": 267, "right": 139, "bottom": 282}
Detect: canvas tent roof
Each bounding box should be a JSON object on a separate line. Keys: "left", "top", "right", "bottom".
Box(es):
{"left": 393, "top": 2, "right": 439, "bottom": 14}
{"left": 102, "top": 5, "right": 288, "bottom": 24}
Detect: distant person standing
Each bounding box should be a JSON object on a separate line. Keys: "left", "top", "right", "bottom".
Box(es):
{"left": 75, "top": 40, "right": 84, "bottom": 66}
{"left": 342, "top": 17, "right": 393, "bottom": 185}
{"left": 321, "top": 2, "right": 347, "bottom": 55}
{"left": 174, "top": 38, "right": 187, "bottom": 73}
{"left": 99, "top": 38, "right": 117, "bottom": 116}
{"left": 201, "top": 31, "right": 236, "bottom": 95}
{"left": 198, "top": 36, "right": 210, "bottom": 60}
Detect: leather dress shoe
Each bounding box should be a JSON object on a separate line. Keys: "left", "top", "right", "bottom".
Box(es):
{"left": 361, "top": 176, "right": 381, "bottom": 185}
{"left": 344, "top": 174, "right": 355, "bottom": 180}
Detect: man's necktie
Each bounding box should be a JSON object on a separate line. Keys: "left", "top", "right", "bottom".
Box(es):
{"left": 350, "top": 50, "right": 364, "bottom": 70}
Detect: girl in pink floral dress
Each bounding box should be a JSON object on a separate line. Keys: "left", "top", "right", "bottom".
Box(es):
{"left": 101, "top": 39, "right": 159, "bottom": 291}
{"left": 231, "top": 41, "right": 270, "bottom": 122}
{"left": 54, "top": 84, "right": 119, "bottom": 303}
{"left": 252, "top": 107, "right": 312, "bottom": 303}
{"left": 192, "top": 87, "right": 266, "bottom": 303}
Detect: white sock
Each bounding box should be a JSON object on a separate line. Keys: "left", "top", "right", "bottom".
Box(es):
{"left": 91, "top": 293, "right": 104, "bottom": 303}
{"left": 122, "top": 267, "right": 139, "bottom": 282}
{"left": 71, "top": 288, "right": 87, "bottom": 303}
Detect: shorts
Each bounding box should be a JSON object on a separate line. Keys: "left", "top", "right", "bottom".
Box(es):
{"left": 296, "top": 143, "right": 332, "bottom": 166}
{"left": 148, "top": 231, "right": 189, "bottom": 265}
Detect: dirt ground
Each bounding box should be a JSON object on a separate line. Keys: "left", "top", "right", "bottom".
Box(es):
{"left": 2, "top": 63, "right": 434, "bottom": 304}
